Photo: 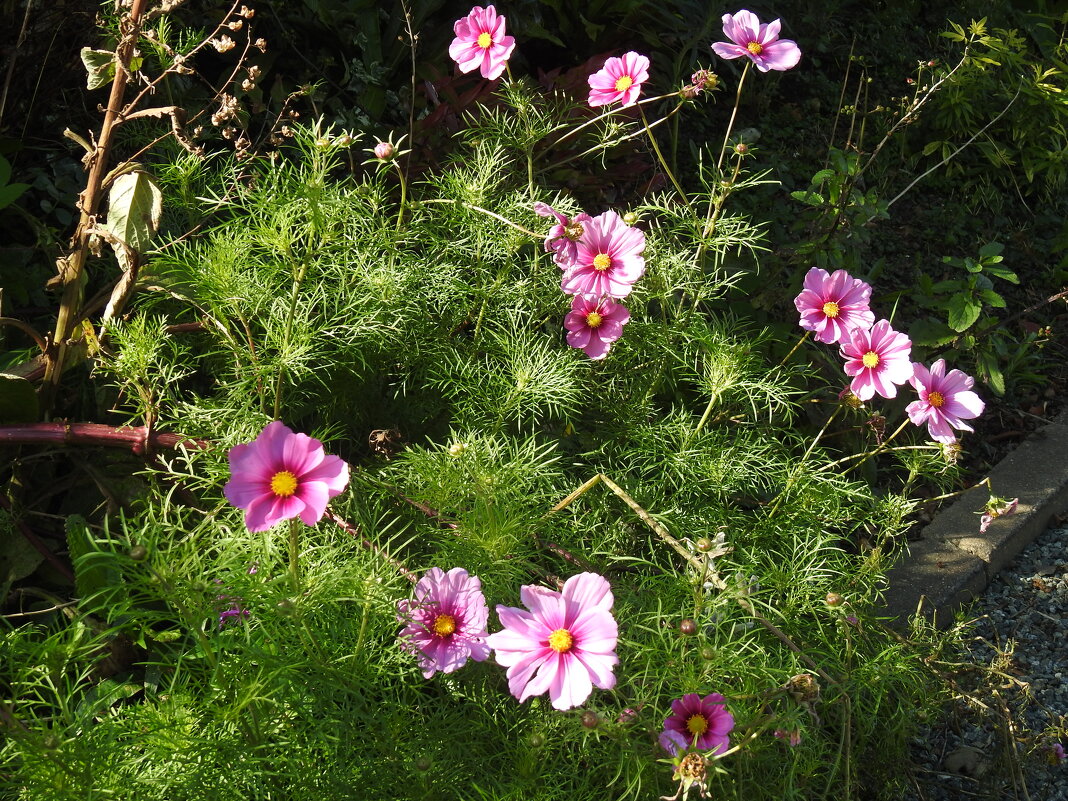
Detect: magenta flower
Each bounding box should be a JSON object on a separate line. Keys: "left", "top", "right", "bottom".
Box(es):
{"left": 905, "top": 359, "right": 985, "bottom": 444}
{"left": 534, "top": 202, "right": 592, "bottom": 270}
{"left": 794, "top": 267, "right": 875, "bottom": 344}
{"left": 561, "top": 211, "right": 645, "bottom": 299}
{"left": 223, "top": 421, "right": 349, "bottom": 532}
{"left": 486, "top": 572, "right": 618, "bottom": 711}
{"left": 711, "top": 10, "right": 801, "bottom": 72}
{"left": 587, "top": 52, "right": 650, "bottom": 108}
{"left": 564, "top": 295, "right": 630, "bottom": 360}
{"left": 840, "top": 319, "right": 914, "bottom": 401}
{"left": 448, "top": 5, "right": 515, "bottom": 81}
{"left": 659, "top": 693, "right": 735, "bottom": 756}
{"left": 397, "top": 567, "right": 490, "bottom": 678}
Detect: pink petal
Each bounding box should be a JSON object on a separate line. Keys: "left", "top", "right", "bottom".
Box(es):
{"left": 548, "top": 653, "right": 592, "bottom": 710}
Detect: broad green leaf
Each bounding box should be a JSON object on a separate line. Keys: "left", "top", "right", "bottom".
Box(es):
{"left": 81, "top": 47, "right": 116, "bottom": 90}
{"left": 809, "top": 168, "right": 835, "bottom": 185}
{"left": 984, "top": 265, "right": 1019, "bottom": 283}
{"left": 790, "top": 190, "right": 825, "bottom": 206}
{"left": 977, "top": 350, "right": 1005, "bottom": 396}
{"left": 947, "top": 292, "right": 982, "bottom": 332}
{"left": 103, "top": 169, "right": 163, "bottom": 271}
{"left": 979, "top": 289, "right": 1007, "bottom": 308}
{"left": 910, "top": 317, "right": 958, "bottom": 347}
{"left": 0, "top": 372, "right": 38, "bottom": 422}
{"left": 978, "top": 241, "right": 1004, "bottom": 261}
{"left": 1, "top": 507, "right": 44, "bottom": 583}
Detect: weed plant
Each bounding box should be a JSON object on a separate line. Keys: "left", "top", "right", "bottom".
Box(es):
{"left": 0, "top": 4, "right": 1044, "bottom": 800}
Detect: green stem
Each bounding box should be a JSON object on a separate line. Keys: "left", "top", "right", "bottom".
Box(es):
{"left": 847, "top": 417, "right": 912, "bottom": 474}
{"left": 716, "top": 61, "right": 750, "bottom": 173}
{"left": 766, "top": 404, "right": 843, "bottom": 519}
{"left": 273, "top": 259, "right": 308, "bottom": 419}
{"left": 778, "top": 330, "right": 811, "bottom": 367}
{"left": 393, "top": 160, "right": 407, "bottom": 232}
{"left": 420, "top": 199, "right": 541, "bottom": 238}
{"left": 638, "top": 103, "right": 690, "bottom": 206}
{"left": 288, "top": 518, "right": 301, "bottom": 593}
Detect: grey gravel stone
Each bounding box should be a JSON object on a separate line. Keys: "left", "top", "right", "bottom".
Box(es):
{"left": 904, "top": 522, "right": 1068, "bottom": 800}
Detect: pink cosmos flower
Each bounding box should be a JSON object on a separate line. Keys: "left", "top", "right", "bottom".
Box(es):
{"left": 561, "top": 210, "right": 645, "bottom": 299}
{"left": 448, "top": 5, "right": 516, "bottom": 81}
{"left": 905, "top": 359, "right": 985, "bottom": 444}
{"left": 223, "top": 421, "right": 350, "bottom": 532}
{"left": 486, "top": 572, "right": 618, "bottom": 711}
{"left": 564, "top": 295, "right": 630, "bottom": 360}
{"left": 979, "top": 497, "right": 1018, "bottom": 534}
{"left": 711, "top": 10, "right": 801, "bottom": 73}
{"left": 794, "top": 267, "right": 875, "bottom": 344}
{"left": 397, "top": 567, "right": 490, "bottom": 678}
{"left": 534, "top": 202, "right": 593, "bottom": 270}
{"left": 587, "top": 52, "right": 650, "bottom": 108}
{"left": 840, "top": 319, "right": 914, "bottom": 401}
{"left": 659, "top": 693, "right": 735, "bottom": 756}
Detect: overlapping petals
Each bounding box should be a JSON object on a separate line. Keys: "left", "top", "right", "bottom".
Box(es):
{"left": 906, "top": 359, "right": 985, "bottom": 443}
{"left": 448, "top": 5, "right": 515, "bottom": 80}
{"left": 840, "top": 319, "right": 914, "bottom": 401}
{"left": 659, "top": 693, "right": 735, "bottom": 756}
{"left": 711, "top": 9, "right": 801, "bottom": 72}
{"left": 561, "top": 211, "right": 645, "bottom": 299}
{"left": 564, "top": 295, "right": 630, "bottom": 360}
{"left": 397, "top": 567, "right": 490, "bottom": 678}
{"left": 587, "top": 52, "right": 650, "bottom": 108}
{"left": 486, "top": 572, "right": 618, "bottom": 711}
{"left": 534, "top": 202, "right": 592, "bottom": 270}
{"left": 795, "top": 267, "right": 875, "bottom": 344}
{"left": 223, "top": 421, "right": 349, "bottom": 532}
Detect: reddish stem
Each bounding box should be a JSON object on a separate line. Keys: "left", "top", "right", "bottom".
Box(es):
{"left": 0, "top": 423, "right": 208, "bottom": 456}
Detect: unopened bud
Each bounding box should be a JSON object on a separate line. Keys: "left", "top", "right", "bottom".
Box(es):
{"left": 580, "top": 710, "right": 599, "bottom": 729}
{"left": 825, "top": 592, "right": 844, "bottom": 607}
{"left": 128, "top": 544, "right": 148, "bottom": 561}
{"left": 374, "top": 141, "right": 394, "bottom": 160}
{"left": 700, "top": 646, "right": 717, "bottom": 661}
{"left": 695, "top": 537, "right": 713, "bottom": 552}
{"left": 622, "top": 211, "right": 638, "bottom": 225}
{"left": 679, "top": 618, "right": 697, "bottom": 636}
{"left": 528, "top": 733, "right": 546, "bottom": 748}
{"left": 734, "top": 142, "right": 749, "bottom": 154}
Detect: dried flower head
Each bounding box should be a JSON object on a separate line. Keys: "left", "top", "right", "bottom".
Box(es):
{"left": 210, "top": 34, "right": 236, "bottom": 53}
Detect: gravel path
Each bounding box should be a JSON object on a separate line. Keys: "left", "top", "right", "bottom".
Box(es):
{"left": 905, "top": 521, "right": 1068, "bottom": 800}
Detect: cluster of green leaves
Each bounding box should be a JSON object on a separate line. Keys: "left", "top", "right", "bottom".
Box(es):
{"left": 3, "top": 55, "right": 969, "bottom": 801}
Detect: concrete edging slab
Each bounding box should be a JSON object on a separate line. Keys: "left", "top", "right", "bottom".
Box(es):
{"left": 883, "top": 408, "right": 1068, "bottom": 628}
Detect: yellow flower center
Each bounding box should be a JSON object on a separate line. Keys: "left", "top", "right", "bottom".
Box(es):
{"left": 686, "top": 714, "right": 709, "bottom": 736}
{"left": 270, "top": 470, "right": 299, "bottom": 497}
{"left": 564, "top": 221, "right": 585, "bottom": 240}
{"left": 586, "top": 312, "right": 603, "bottom": 328}
{"left": 432, "top": 613, "right": 456, "bottom": 636}
{"left": 747, "top": 41, "right": 763, "bottom": 55}
{"left": 861, "top": 351, "right": 880, "bottom": 369}
{"left": 822, "top": 301, "right": 840, "bottom": 318}
{"left": 614, "top": 75, "right": 633, "bottom": 93}
{"left": 593, "top": 253, "right": 612, "bottom": 271}
{"left": 477, "top": 32, "right": 492, "bottom": 49}
{"left": 927, "top": 391, "right": 945, "bottom": 408}
{"left": 548, "top": 628, "right": 573, "bottom": 653}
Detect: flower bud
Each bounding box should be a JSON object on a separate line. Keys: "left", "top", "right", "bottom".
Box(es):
{"left": 700, "top": 646, "right": 717, "bottom": 661}
{"left": 528, "top": 732, "right": 546, "bottom": 748}
{"left": 734, "top": 142, "right": 749, "bottom": 155}
{"left": 679, "top": 618, "right": 697, "bottom": 636}
{"left": 825, "top": 592, "right": 844, "bottom": 607}
{"left": 128, "top": 544, "right": 148, "bottom": 561}
{"left": 695, "top": 537, "right": 713, "bottom": 552}
{"left": 622, "top": 212, "right": 638, "bottom": 225}
{"left": 448, "top": 442, "right": 466, "bottom": 457}
{"left": 580, "top": 710, "right": 599, "bottom": 729}
{"left": 414, "top": 757, "right": 432, "bottom": 772}
{"left": 374, "top": 141, "right": 394, "bottom": 160}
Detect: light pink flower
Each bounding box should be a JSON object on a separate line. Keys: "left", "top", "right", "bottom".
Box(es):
{"left": 534, "top": 202, "right": 592, "bottom": 270}
{"left": 561, "top": 210, "right": 645, "bottom": 299}
{"left": 659, "top": 693, "right": 735, "bottom": 756}
{"left": 486, "top": 572, "right": 618, "bottom": 711}
{"left": 448, "top": 5, "right": 515, "bottom": 81}
{"left": 587, "top": 52, "right": 650, "bottom": 108}
{"left": 397, "top": 567, "right": 490, "bottom": 678}
{"left": 794, "top": 267, "right": 875, "bottom": 344}
{"left": 711, "top": 10, "right": 801, "bottom": 72}
{"left": 905, "top": 359, "right": 985, "bottom": 444}
{"left": 223, "top": 421, "right": 349, "bottom": 532}
{"left": 564, "top": 295, "right": 630, "bottom": 360}
{"left": 773, "top": 728, "right": 802, "bottom": 747}
{"left": 979, "top": 497, "right": 1018, "bottom": 534}
{"left": 840, "top": 319, "right": 914, "bottom": 401}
